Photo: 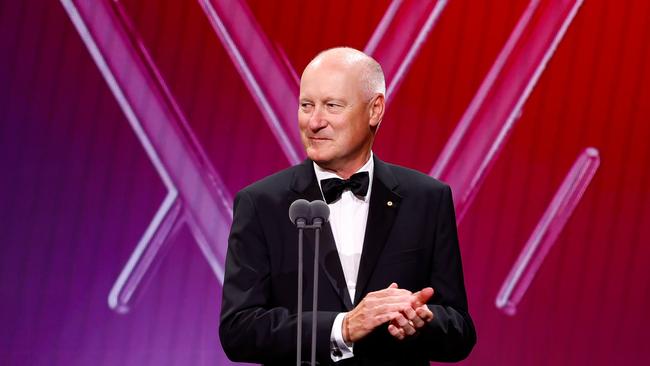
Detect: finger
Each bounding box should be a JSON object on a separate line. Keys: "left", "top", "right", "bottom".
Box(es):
{"left": 370, "top": 284, "right": 401, "bottom": 296}
{"left": 416, "top": 306, "right": 434, "bottom": 322}
{"left": 412, "top": 287, "right": 434, "bottom": 306}
{"left": 375, "top": 311, "right": 404, "bottom": 325}
{"left": 394, "top": 312, "right": 409, "bottom": 327}
{"left": 387, "top": 323, "right": 405, "bottom": 340}
{"left": 393, "top": 313, "right": 417, "bottom": 336}
{"left": 370, "top": 288, "right": 413, "bottom": 298}
{"left": 375, "top": 301, "right": 417, "bottom": 316}
{"left": 402, "top": 322, "right": 417, "bottom": 336}
{"left": 383, "top": 293, "right": 417, "bottom": 304}
{"left": 411, "top": 287, "right": 433, "bottom": 301}
{"left": 366, "top": 293, "right": 413, "bottom": 309}
{"left": 402, "top": 306, "right": 425, "bottom": 328}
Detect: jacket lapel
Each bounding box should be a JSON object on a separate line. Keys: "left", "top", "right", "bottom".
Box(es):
{"left": 290, "top": 160, "right": 354, "bottom": 310}
{"left": 353, "top": 156, "right": 402, "bottom": 305}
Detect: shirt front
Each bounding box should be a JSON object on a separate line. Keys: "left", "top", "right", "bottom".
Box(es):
{"left": 314, "top": 153, "right": 374, "bottom": 361}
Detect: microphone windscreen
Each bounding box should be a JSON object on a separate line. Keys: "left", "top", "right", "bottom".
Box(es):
{"left": 289, "top": 199, "right": 311, "bottom": 225}
{"left": 309, "top": 200, "right": 330, "bottom": 223}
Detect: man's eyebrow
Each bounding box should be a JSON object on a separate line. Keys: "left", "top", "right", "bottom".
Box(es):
{"left": 322, "top": 96, "right": 345, "bottom": 102}
{"left": 325, "top": 98, "right": 347, "bottom": 105}
{"left": 298, "top": 96, "right": 345, "bottom": 103}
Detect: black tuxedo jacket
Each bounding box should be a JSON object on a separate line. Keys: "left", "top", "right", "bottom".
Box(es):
{"left": 219, "top": 156, "right": 476, "bottom": 365}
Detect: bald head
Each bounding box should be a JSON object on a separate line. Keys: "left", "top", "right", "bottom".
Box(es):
{"left": 297, "top": 47, "right": 386, "bottom": 177}
{"left": 302, "top": 47, "right": 386, "bottom": 101}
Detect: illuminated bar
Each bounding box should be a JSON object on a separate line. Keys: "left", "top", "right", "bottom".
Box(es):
{"left": 496, "top": 148, "right": 600, "bottom": 315}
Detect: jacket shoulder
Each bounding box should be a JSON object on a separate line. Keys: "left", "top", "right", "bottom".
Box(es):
{"left": 382, "top": 161, "right": 450, "bottom": 194}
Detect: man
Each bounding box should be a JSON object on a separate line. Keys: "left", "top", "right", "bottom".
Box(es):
{"left": 219, "top": 47, "right": 475, "bottom": 365}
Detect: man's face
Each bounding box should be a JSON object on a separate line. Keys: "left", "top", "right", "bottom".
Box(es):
{"left": 298, "top": 61, "right": 375, "bottom": 172}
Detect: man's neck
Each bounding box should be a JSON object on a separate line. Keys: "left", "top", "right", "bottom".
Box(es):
{"left": 316, "top": 151, "right": 372, "bottom": 179}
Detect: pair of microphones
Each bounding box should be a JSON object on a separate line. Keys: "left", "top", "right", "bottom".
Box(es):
{"left": 288, "top": 199, "right": 330, "bottom": 366}
{"left": 289, "top": 199, "right": 330, "bottom": 228}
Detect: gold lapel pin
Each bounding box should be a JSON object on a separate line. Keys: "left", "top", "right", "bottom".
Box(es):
{"left": 387, "top": 201, "right": 393, "bottom": 207}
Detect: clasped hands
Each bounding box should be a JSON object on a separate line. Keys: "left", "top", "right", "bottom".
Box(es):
{"left": 342, "top": 283, "right": 434, "bottom": 343}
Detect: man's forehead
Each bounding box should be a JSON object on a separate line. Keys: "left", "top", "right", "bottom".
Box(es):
{"left": 301, "top": 58, "right": 364, "bottom": 83}
{"left": 301, "top": 62, "right": 351, "bottom": 81}
{"left": 299, "top": 67, "right": 361, "bottom": 99}
{"left": 304, "top": 52, "right": 365, "bottom": 75}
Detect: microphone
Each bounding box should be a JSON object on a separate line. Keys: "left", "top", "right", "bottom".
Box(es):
{"left": 309, "top": 200, "right": 330, "bottom": 227}
{"left": 289, "top": 199, "right": 311, "bottom": 227}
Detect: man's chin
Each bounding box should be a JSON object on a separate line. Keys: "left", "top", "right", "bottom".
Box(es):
{"left": 306, "top": 150, "right": 332, "bottom": 167}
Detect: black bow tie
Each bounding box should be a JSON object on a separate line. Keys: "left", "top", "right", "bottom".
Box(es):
{"left": 320, "top": 171, "right": 370, "bottom": 204}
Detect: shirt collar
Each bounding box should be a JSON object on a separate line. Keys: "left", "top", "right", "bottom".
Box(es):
{"left": 314, "top": 152, "right": 374, "bottom": 203}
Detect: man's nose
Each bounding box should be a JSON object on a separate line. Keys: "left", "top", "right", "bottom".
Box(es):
{"left": 308, "top": 106, "right": 327, "bottom": 131}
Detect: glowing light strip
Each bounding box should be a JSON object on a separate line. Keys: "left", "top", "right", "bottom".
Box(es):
{"left": 496, "top": 148, "right": 600, "bottom": 315}
{"left": 365, "top": 0, "right": 448, "bottom": 99}
{"left": 430, "top": 0, "right": 585, "bottom": 222}
{"left": 199, "top": 0, "right": 303, "bottom": 165}
{"left": 61, "top": 0, "right": 233, "bottom": 313}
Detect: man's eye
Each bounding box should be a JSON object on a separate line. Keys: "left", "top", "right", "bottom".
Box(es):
{"left": 327, "top": 103, "right": 341, "bottom": 108}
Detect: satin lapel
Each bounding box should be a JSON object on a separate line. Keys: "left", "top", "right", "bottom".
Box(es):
{"left": 290, "top": 160, "right": 353, "bottom": 310}
{"left": 353, "top": 157, "right": 402, "bottom": 305}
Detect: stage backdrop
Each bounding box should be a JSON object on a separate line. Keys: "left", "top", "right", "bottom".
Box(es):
{"left": 1, "top": 0, "right": 649, "bottom": 365}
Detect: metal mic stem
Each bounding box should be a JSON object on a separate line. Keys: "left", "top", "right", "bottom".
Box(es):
{"left": 296, "top": 222, "right": 304, "bottom": 366}
{"left": 310, "top": 222, "right": 321, "bottom": 366}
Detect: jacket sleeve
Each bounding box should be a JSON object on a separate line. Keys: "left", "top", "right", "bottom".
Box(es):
{"left": 417, "top": 184, "right": 476, "bottom": 361}
{"left": 219, "top": 190, "right": 339, "bottom": 364}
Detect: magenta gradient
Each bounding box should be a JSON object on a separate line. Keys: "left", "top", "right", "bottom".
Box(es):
{"left": 1, "top": 1, "right": 650, "bottom": 366}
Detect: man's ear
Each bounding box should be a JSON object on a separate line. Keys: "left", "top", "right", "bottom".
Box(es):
{"left": 369, "top": 94, "right": 385, "bottom": 131}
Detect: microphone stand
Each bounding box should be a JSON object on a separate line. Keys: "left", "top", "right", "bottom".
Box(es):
{"left": 310, "top": 219, "right": 323, "bottom": 366}
{"left": 296, "top": 220, "right": 322, "bottom": 366}
{"left": 292, "top": 199, "right": 328, "bottom": 366}
{"left": 296, "top": 219, "right": 305, "bottom": 366}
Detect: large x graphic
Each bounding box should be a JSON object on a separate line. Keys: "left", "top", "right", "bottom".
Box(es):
{"left": 61, "top": 0, "right": 596, "bottom": 319}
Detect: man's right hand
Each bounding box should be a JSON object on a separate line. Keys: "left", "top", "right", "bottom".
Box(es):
{"left": 342, "top": 283, "right": 414, "bottom": 343}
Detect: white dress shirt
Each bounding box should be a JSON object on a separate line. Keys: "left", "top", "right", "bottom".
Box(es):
{"left": 314, "top": 153, "right": 374, "bottom": 361}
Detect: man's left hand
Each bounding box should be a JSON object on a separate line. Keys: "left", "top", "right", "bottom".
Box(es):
{"left": 387, "top": 286, "right": 434, "bottom": 340}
